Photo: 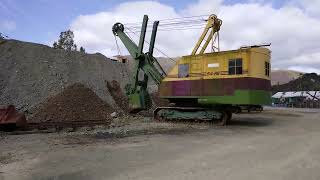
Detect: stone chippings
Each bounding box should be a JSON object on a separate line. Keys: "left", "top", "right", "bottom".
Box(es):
{"left": 0, "top": 39, "right": 175, "bottom": 121}
{"left": 29, "top": 83, "right": 115, "bottom": 122}
{"left": 0, "top": 40, "right": 130, "bottom": 118}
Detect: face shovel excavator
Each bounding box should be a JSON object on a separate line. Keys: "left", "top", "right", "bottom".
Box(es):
{"left": 112, "top": 16, "right": 166, "bottom": 113}
{"left": 112, "top": 14, "right": 271, "bottom": 125}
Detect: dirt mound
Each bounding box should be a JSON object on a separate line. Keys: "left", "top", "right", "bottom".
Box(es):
{"left": 30, "top": 83, "right": 114, "bottom": 122}
{"left": 150, "top": 91, "right": 169, "bottom": 107}
{"left": 106, "top": 80, "right": 129, "bottom": 113}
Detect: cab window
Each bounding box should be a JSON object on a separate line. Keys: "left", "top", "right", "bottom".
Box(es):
{"left": 265, "top": 62, "right": 270, "bottom": 76}
{"left": 228, "top": 58, "right": 243, "bottom": 75}
{"left": 178, "top": 64, "right": 189, "bottom": 78}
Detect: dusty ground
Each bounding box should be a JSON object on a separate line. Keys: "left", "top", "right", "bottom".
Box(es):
{"left": 1, "top": 107, "right": 320, "bottom": 180}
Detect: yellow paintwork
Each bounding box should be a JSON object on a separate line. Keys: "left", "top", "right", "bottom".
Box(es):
{"left": 163, "top": 47, "right": 271, "bottom": 82}
{"left": 191, "top": 14, "right": 222, "bottom": 55}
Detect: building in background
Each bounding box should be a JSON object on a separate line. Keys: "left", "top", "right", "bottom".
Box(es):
{"left": 272, "top": 91, "right": 320, "bottom": 108}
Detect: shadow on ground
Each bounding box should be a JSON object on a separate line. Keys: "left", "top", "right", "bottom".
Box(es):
{"left": 228, "top": 117, "right": 273, "bottom": 127}
{"left": 29, "top": 171, "right": 91, "bottom": 180}
{"left": 92, "top": 127, "right": 197, "bottom": 140}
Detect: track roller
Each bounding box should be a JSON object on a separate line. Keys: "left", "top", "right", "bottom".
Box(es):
{"left": 154, "top": 107, "right": 233, "bottom": 126}
{"left": 213, "top": 110, "right": 232, "bottom": 126}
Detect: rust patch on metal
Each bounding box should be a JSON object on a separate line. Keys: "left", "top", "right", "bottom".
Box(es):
{"left": 0, "top": 105, "right": 27, "bottom": 129}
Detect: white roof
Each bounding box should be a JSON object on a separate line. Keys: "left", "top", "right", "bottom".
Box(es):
{"left": 272, "top": 91, "right": 320, "bottom": 100}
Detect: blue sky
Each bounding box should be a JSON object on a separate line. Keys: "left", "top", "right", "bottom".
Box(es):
{"left": 0, "top": 0, "right": 198, "bottom": 44}
{"left": 0, "top": 0, "right": 288, "bottom": 44}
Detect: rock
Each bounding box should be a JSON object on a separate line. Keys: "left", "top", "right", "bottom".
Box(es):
{"left": 110, "top": 112, "right": 117, "bottom": 118}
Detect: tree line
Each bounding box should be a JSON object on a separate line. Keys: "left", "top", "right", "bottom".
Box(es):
{"left": 53, "top": 30, "right": 86, "bottom": 53}
{"left": 1, "top": 30, "right": 86, "bottom": 53}
{"left": 0, "top": 32, "right": 8, "bottom": 39}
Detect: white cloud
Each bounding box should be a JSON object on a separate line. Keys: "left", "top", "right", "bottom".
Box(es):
{"left": 182, "top": 0, "right": 222, "bottom": 15}
{"left": 0, "top": 20, "right": 16, "bottom": 31}
{"left": 295, "top": 0, "right": 320, "bottom": 17}
{"left": 70, "top": 0, "right": 320, "bottom": 73}
{"left": 288, "top": 66, "right": 320, "bottom": 74}
{"left": 71, "top": 1, "right": 181, "bottom": 55}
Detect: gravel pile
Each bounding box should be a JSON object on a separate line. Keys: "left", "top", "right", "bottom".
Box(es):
{"left": 29, "top": 83, "right": 114, "bottom": 122}
{"left": 0, "top": 39, "right": 175, "bottom": 120}
{"left": 0, "top": 39, "right": 130, "bottom": 117}
{"left": 106, "top": 80, "right": 129, "bottom": 113}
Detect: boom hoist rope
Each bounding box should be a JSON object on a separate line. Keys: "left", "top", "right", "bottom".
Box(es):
{"left": 114, "top": 35, "right": 130, "bottom": 78}
{"left": 123, "top": 14, "right": 210, "bottom": 27}
{"left": 112, "top": 14, "right": 220, "bottom": 78}
{"left": 124, "top": 14, "right": 222, "bottom": 55}
{"left": 125, "top": 27, "right": 177, "bottom": 63}
{"left": 124, "top": 15, "right": 209, "bottom": 33}
{"left": 125, "top": 21, "right": 207, "bottom": 33}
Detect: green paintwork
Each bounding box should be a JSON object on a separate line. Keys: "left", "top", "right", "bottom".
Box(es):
{"left": 128, "top": 90, "right": 152, "bottom": 112}
{"left": 161, "top": 90, "right": 272, "bottom": 105}
{"left": 113, "top": 15, "right": 165, "bottom": 112}
{"left": 128, "top": 93, "right": 144, "bottom": 111}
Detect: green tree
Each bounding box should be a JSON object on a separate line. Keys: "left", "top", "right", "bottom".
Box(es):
{"left": 53, "top": 41, "right": 58, "bottom": 48}
{"left": 79, "top": 46, "right": 86, "bottom": 53}
{"left": 0, "top": 32, "right": 4, "bottom": 39}
{"left": 53, "top": 30, "right": 77, "bottom": 51}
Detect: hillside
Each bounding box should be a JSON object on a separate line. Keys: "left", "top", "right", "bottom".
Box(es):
{"left": 0, "top": 39, "right": 176, "bottom": 118}
{"left": 271, "top": 70, "right": 303, "bottom": 85}
{"left": 0, "top": 39, "right": 131, "bottom": 115}
{"left": 272, "top": 73, "right": 320, "bottom": 93}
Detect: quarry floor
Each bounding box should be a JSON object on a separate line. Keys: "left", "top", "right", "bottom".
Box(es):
{"left": 1, "top": 107, "right": 320, "bottom": 180}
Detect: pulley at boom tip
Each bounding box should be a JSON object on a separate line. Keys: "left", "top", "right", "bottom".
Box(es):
{"left": 112, "top": 23, "right": 124, "bottom": 36}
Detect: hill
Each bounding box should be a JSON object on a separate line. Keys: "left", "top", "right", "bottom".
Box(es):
{"left": 272, "top": 73, "right": 320, "bottom": 93}
{"left": 271, "top": 70, "right": 303, "bottom": 85}
{"left": 0, "top": 39, "right": 131, "bottom": 116}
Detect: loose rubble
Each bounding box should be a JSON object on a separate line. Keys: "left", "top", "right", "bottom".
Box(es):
{"left": 29, "top": 83, "right": 114, "bottom": 122}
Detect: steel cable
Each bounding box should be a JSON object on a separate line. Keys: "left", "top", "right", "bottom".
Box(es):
{"left": 125, "top": 27, "right": 177, "bottom": 62}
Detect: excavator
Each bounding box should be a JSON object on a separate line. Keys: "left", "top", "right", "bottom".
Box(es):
{"left": 112, "top": 14, "right": 271, "bottom": 125}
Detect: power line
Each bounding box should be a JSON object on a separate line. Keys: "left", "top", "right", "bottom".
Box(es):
{"left": 114, "top": 15, "right": 211, "bottom": 62}
{"left": 124, "top": 25, "right": 206, "bottom": 33}
{"left": 126, "top": 19, "right": 206, "bottom": 29}
{"left": 125, "top": 27, "right": 177, "bottom": 63}
{"left": 156, "top": 14, "right": 210, "bottom": 21}
{"left": 123, "top": 14, "right": 210, "bottom": 26}
{"left": 125, "top": 21, "right": 207, "bottom": 33}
